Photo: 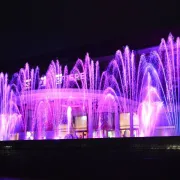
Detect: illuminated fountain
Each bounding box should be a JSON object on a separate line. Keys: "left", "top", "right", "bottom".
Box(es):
{"left": 0, "top": 73, "right": 23, "bottom": 140}
{"left": 137, "top": 73, "right": 163, "bottom": 137}
{"left": 147, "top": 34, "right": 180, "bottom": 135}
{"left": 0, "top": 34, "right": 179, "bottom": 140}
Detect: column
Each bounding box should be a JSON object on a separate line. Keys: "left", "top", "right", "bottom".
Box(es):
{"left": 130, "top": 106, "right": 134, "bottom": 137}
{"left": 88, "top": 98, "right": 93, "bottom": 138}
{"left": 115, "top": 105, "right": 120, "bottom": 137}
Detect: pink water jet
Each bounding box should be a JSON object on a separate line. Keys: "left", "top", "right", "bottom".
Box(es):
{"left": 138, "top": 74, "right": 163, "bottom": 137}
{"left": 67, "top": 106, "right": 72, "bottom": 134}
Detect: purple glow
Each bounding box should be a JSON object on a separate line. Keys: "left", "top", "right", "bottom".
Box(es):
{"left": 0, "top": 34, "right": 179, "bottom": 140}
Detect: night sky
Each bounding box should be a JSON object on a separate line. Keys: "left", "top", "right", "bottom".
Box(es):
{"left": 0, "top": 0, "right": 179, "bottom": 74}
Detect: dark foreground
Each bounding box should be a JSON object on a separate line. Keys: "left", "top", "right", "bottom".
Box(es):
{"left": 0, "top": 137, "right": 180, "bottom": 179}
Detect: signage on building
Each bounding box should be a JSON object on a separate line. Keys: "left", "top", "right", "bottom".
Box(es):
{"left": 24, "top": 72, "right": 85, "bottom": 89}
{"left": 39, "top": 72, "right": 86, "bottom": 87}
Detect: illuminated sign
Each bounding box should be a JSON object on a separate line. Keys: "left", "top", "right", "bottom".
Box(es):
{"left": 25, "top": 72, "right": 85, "bottom": 88}
{"left": 40, "top": 72, "right": 85, "bottom": 86}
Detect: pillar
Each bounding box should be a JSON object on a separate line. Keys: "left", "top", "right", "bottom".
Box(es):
{"left": 130, "top": 106, "right": 134, "bottom": 137}
{"left": 88, "top": 98, "right": 93, "bottom": 138}
{"left": 115, "top": 105, "right": 120, "bottom": 137}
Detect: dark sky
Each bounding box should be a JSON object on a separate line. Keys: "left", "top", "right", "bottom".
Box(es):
{"left": 0, "top": 0, "right": 179, "bottom": 74}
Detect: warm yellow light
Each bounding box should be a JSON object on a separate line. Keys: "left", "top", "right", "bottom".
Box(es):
{"left": 75, "top": 116, "right": 87, "bottom": 130}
